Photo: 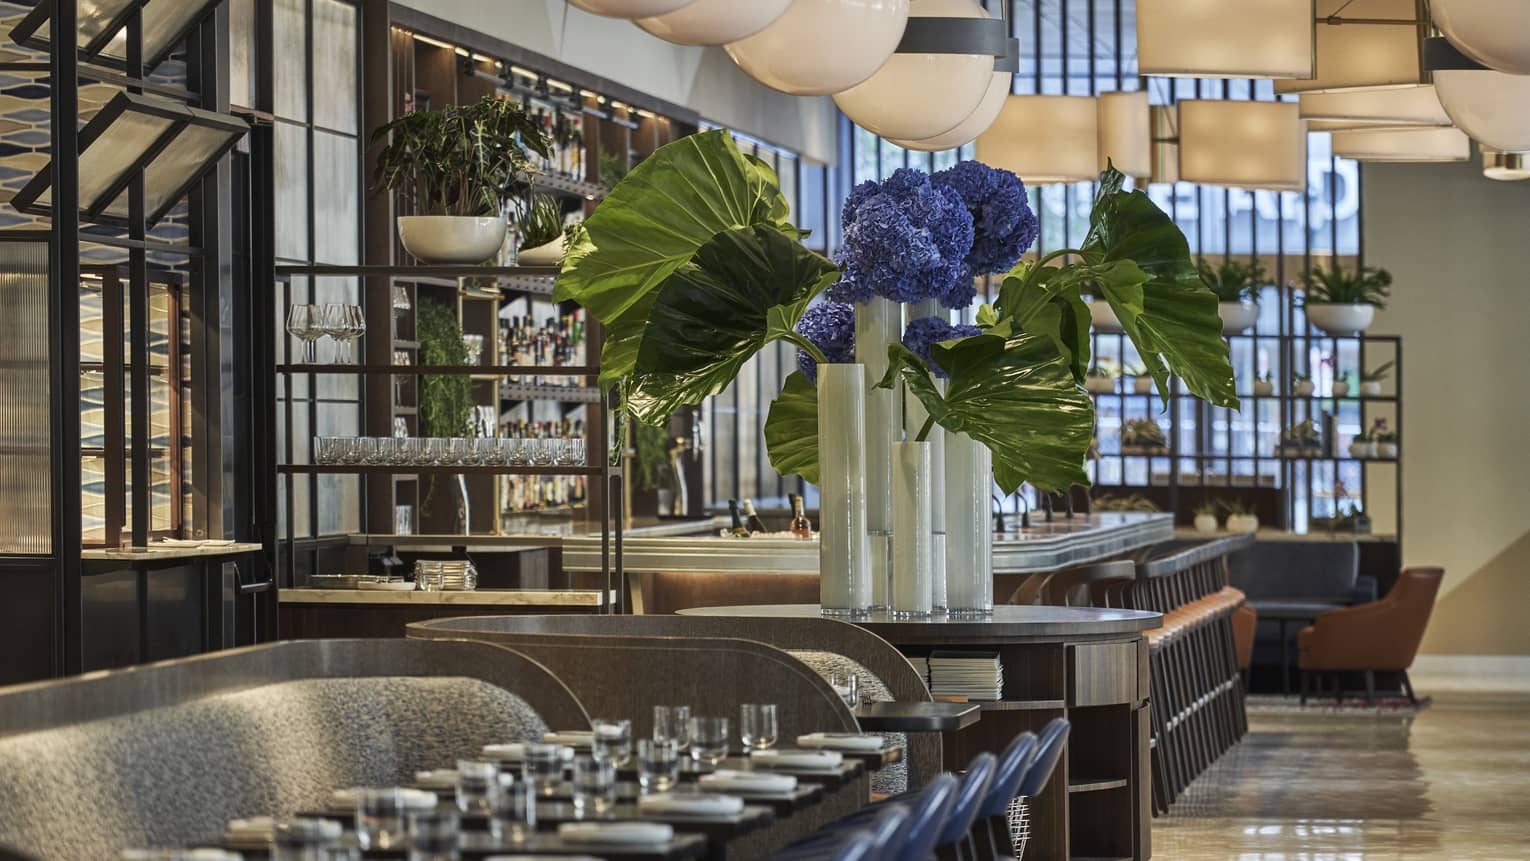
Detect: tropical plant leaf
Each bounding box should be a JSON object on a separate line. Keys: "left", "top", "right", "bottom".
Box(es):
{"left": 995, "top": 264, "right": 1094, "bottom": 383}
{"left": 553, "top": 129, "right": 792, "bottom": 326}
{"left": 763, "top": 371, "right": 821, "bottom": 485}
{"left": 879, "top": 335, "right": 1095, "bottom": 494}
{"left": 624, "top": 224, "right": 839, "bottom": 425}
{"left": 1081, "top": 168, "right": 1238, "bottom": 409}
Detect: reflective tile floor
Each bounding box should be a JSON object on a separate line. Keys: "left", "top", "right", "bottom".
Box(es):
{"left": 1153, "top": 691, "right": 1530, "bottom": 860}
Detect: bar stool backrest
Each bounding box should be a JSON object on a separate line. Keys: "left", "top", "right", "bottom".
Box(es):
{"left": 891, "top": 773, "right": 958, "bottom": 861}
{"left": 978, "top": 732, "right": 1038, "bottom": 819}
{"left": 1017, "top": 718, "right": 1071, "bottom": 798}
{"left": 936, "top": 752, "right": 996, "bottom": 847}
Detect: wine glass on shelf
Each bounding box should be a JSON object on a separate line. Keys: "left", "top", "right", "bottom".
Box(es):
{"left": 285, "top": 304, "right": 322, "bottom": 363}
{"left": 319, "top": 303, "right": 348, "bottom": 363}
{"left": 343, "top": 305, "right": 367, "bottom": 365}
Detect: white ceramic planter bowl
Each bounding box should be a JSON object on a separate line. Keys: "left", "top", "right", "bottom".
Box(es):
{"left": 1306, "top": 303, "right": 1376, "bottom": 336}
{"left": 1332, "top": 381, "right": 1350, "bottom": 397}
{"left": 1349, "top": 441, "right": 1377, "bottom": 459}
{"left": 1226, "top": 514, "right": 1260, "bottom": 535}
{"left": 1293, "top": 380, "right": 1315, "bottom": 397}
{"left": 1085, "top": 377, "right": 1117, "bottom": 394}
{"left": 517, "top": 232, "right": 567, "bottom": 266}
{"left": 1089, "top": 300, "right": 1123, "bottom": 332}
{"left": 1219, "top": 300, "right": 1259, "bottom": 335}
{"left": 1194, "top": 513, "right": 1219, "bottom": 535}
{"left": 397, "top": 215, "right": 507, "bottom": 265}
{"left": 1253, "top": 380, "right": 1275, "bottom": 397}
{"left": 1359, "top": 380, "right": 1383, "bottom": 396}
{"left": 1133, "top": 376, "right": 1154, "bottom": 395}
{"left": 1378, "top": 442, "right": 1398, "bottom": 459}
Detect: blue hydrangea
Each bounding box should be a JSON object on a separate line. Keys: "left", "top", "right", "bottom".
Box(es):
{"left": 794, "top": 300, "right": 856, "bottom": 385}
{"left": 933, "top": 160, "right": 1038, "bottom": 290}
{"left": 902, "top": 316, "right": 982, "bottom": 379}
{"left": 827, "top": 167, "right": 974, "bottom": 306}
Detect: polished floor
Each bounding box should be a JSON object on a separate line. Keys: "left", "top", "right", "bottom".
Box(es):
{"left": 1153, "top": 691, "right": 1530, "bottom": 860}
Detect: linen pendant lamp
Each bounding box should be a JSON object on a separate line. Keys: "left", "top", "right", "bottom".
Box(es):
{"left": 1178, "top": 100, "right": 1307, "bottom": 191}
{"left": 568, "top": 0, "right": 698, "bottom": 18}
{"left": 1433, "top": 0, "right": 1530, "bottom": 74}
{"left": 975, "top": 95, "right": 1099, "bottom": 183}
{"left": 1330, "top": 127, "right": 1472, "bottom": 161}
{"left": 1427, "top": 38, "right": 1530, "bottom": 153}
{"left": 1149, "top": 105, "right": 1180, "bottom": 185}
{"left": 1136, "top": 0, "right": 1314, "bottom": 79}
{"left": 635, "top": 0, "right": 791, "bottom": 46}
{"left": 1483, "top": 151, "right": 1530, "bottom": 181}
{"left": 1097, "top": 91, "right": 1151, "bottom": 177}
{"left": 1275, "top": 0, "right": 1425, "bottom": 94}
{"left": 834, "top": 0, "right": 1005, "bottom": 141}
{"left": 1299, "top": 85, "right": 1451, "bottom": 130}
{"left": 726, "top": 0, "right": 911, "bottom": 96}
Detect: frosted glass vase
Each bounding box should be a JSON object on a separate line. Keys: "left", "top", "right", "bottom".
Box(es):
{"left": 817, "top": 363, "right": 872, "bottom": 615}
{"left": 891, "top": 440, "right": 933, "bottom": 617}
{"left": 945, "top": 430, "right": 994, "bottom": 614}
{"left": 856, "top": 297, "right": 901, "bottom": 609}
{"left": 904, "top": 298, "right": 948, "bottom": 611}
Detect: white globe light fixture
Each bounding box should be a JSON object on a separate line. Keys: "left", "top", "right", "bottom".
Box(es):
{"left": 1426, "top": 37, "right": 1530, "bottom": 153}
{"left": 635, "top": 0, "right": 791, "bottom": 46}
{"left": 726, "top": 0, "right": 910, "bottom": 96}
{"left": 1433, "top": 0, "right": 1530, "bottom": 74}
{"left": 835, "top": 0, "right": 1006, "bottom": 141}
{"left": 888, "top": 37, "right": 1017, "bottom": 151}
{"left": 568, "top": 0, "right": 699, "bottom": 18}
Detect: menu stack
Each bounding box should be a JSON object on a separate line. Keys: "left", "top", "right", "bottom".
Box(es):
{"left": 924, "top": 650, "right": 1004, "bottom": 701}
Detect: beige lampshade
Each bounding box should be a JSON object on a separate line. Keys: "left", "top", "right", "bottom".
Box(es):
{"left": 1434, "top": 68, "right": 1530, "bottom": 153}
{"left": 975, "top": 94, "right": 1099, "bottom": 184}
{"left": 1275, "top": 0, "right": 1424, "bottom": 94}
{"left": 1300, "top": 85, "right": 1450, "bottom": 131}
{"left": 1149, "top": 105, "right": 1180, "bottom": 185}
{"left": 1331, "top": 127, "right": 1472, "bottom": 161}
{"left": 1483, "top": 150, "right": 1530, "bottom": 181}
{"left": 1136, "top": 0, "right": 1314, "bottom": 79}
{"left": 1178, "top": 100, "right": 1307, "bottom": 191}
{"left": 1097, "top": 91, "right": 1151, "bottom": 177}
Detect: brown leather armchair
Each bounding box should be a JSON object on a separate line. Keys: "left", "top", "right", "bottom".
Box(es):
{"left": 1298, "top": 567, "right": 1444, "bottom": 705}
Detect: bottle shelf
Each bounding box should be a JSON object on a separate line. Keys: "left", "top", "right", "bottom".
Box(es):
{"left": 500, "top": 382, "right": 601, "bottom": 403}
{"left": 277, "top": 363, "right": 598, "bottom": 376}
{"left": 279, "top": 464, "right": 603, "bottom": 477}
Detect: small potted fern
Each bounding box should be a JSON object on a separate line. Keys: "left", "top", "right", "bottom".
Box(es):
{"left": 1253, "top": 371, "right": 1275, "bottom": 397}
{"left": 1301, "top": 263, "right": 1391, "bottom": 336}
{"left": 1085, "top": 364, "right": 1117, "bottom": 394}
{"left": 514, "top": 193, "right": 568, "bottom": 265}
{"left": 1348, "top": 424, "right": 1376, "bottom": 459}
{"left": 1120, "top": 418, "right": 1168, "bottom": 454}
{"left": 1292, "top": 372, "right": 1315, "bottom": 397}
{"left": 1193, "top": 500, "right": 1220, "bottom": 535}
{"left": 1220, "top": 498, "right": 1259, "bottom": 534}
{"left": 1197, "top": 256, "right": 1264, "bottom": 335}
{"left": 1359, "top": 359, "right": 1393, "bottom": 397}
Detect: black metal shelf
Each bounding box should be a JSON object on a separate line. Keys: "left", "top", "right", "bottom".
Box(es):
{"left": 279, "top": 464, "right": 601, "bottom": 476}
{"left": 501, "top": 382, "right": 601, "bottom": 403}
{"left": 277, "top": 363, "right": 598, "bottom": 376}
{"left": 523, "top": 172, "right": 607, "bottom": 200}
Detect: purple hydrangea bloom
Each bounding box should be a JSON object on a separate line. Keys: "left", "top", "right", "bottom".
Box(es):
{"left": 794, "top": 300, "right": 856, "bottom": 385}
{"left": 902, "top": 316, "right": 982, "bottom": 379}
{"left": 933, "top": 160, "right": 1038, "bottom": 289}
{"left": 827, "top": 168, "right": 974, "bottom": 306}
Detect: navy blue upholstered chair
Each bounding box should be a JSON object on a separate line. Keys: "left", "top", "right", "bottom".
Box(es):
{"left": 971, "top": 732, "right": 1039, "bottom": 859}
{"left": 1018, "top": 719, "right": 1071, "bottom": 798}
{"left": 934, "top": 752, "right": 996, "bottom": 861}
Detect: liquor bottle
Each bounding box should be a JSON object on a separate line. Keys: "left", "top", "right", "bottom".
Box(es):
{"left": 727, "top": 500, "right": 750, "bottom": 538}
{"left": 742, "top": 499, "right": 769, "bottom": 535}
{"left": 789, "top": 494, "right": 813, "bottom": 540}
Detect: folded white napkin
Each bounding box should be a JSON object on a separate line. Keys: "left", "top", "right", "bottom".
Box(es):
{"left": 414, "top": 768, "right": 459, "bottom": 789}
{"left": 748, "top": 749, "right": 844, "bottom": 770}
{"left": 483, "top": 742, "right": 575, "bottom": 761}
{"left": 328, "top": 787, "right": 438, "bottom": 811}
{"left": 796, "top": 733, "right": 886, "bottom": 752}
{"left": 225, "top": 816, "right": 273, "bottom": 837}
{"left": 544, "top": 730, "right": 595, "bottom": 747}
{"left": 698, "top": 769, "right": 798, "bottom": 795}
{"left": 557, "top": 822, "right": 675, "bottom": 845}
{"left": 637, "top": 792, "right": 745, "bottom": 817}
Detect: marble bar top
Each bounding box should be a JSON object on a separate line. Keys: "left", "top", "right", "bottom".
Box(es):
{"left": 277, "top": 588, "right": 606, "bottom": 607}
{"left": 81, "top": 541, "right": 265, "bottom": 562}
{"left": 562, "top": 512, "right": 1174, "bottom": 575}
{"left": 1173, "top": 527, "right": 1398, "bottom": 544}
{"left": 680, "top": 603, "right": 1162, "bottom": 638}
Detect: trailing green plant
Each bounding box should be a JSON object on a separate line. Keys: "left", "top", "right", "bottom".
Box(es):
{"left": 369, "top": 94, "right": 552, "bottom": 216}
{"left": 1301, "top": 263, "right": 1392, "bottom": 308}
{"left": 416, "top": 299, "right": 473, "bottom": 515}
{"left": 1120, "top": 418, "right": 1168, "bottom": 449}
{"left": 517, "top": 193, "right": 565, "bottom": 250}
{"left": 1193, "top": 499, "right": 1220, "bottom": 516}
{"left": 1361, "top": 360, "right": 1395, "bottom": 383}
{"left": 1093, "top": 492, "right": 1162, "bottom": 513}
{"left": 1281, "top": 418, "right": 1322, "bottom": 449}
{"left": 1196, "top": 256, "right": 1266, "bottom": 304}
{"left": 599, "top": 149, "right": 632, "bottom": 193}
{"left": 631, "top": 420, "right": 673, "bottom": 493}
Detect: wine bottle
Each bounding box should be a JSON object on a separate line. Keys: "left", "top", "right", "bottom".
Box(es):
{"left": 727, "top": 500, "right": 750, "bottom": 538}
{"left": 789, "top": 494, "right": 813, "bottom": 540}
{"left": 743, "top": 499, "right": 769, "bottom": 535}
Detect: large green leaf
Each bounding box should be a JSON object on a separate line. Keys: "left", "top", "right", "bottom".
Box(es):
{"left": 623, "top": 224, "right": 839, "bottom": 426}
{"left": 553, "top": 129, "right": 790, "bottom": 326}
{"left": 995, "top": 264, "right": 1094, "bottom": 383}
{"left": 880, "top": 334, "right": 1095, "bottom": 494}
{"left": 764, "top": 371, "right": 821, "bottom": 484}
{"left": 1082, "top": 168, "right": 1238, "bottom": 409}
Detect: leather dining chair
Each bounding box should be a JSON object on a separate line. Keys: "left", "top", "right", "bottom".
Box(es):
{"left": 1297, "top": 567, "right": 1444, "bottom": 705}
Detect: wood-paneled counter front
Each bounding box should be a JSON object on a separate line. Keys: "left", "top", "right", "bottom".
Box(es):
{"left": 278, "top": 588, "right": 608, "bottom": 639}
{"left": 681, "top": 604, "right": 1161, "bottom": 861}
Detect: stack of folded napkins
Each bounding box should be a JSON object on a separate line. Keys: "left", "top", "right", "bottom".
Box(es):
{"left": 796, "top": 732, "right": 886, "bottom": 752}
{"left": 748, "top": 749, "right": 843, "bottom": 770}
{"left": 223, "top": 816, "right": 274, "bottom": 848}
{"left": 544, "top": 730, "right": 595, "bottom": 748}
{"left": 558, "top": 822, "right": 674, "bottom": 845}
{"left": 327, "top": 787, "right": 437, "bottom": 812}
{"left": 414, "top": 768, "right": 458, "bottom": 789}
{"left": 698, "top": 769, "right": 798, "bottom": 796}
{"left": 637, "top": 792, "right": 745, "bottom": 817}
{"left": 482, "top": 742, "right": 576, "bottom": 761}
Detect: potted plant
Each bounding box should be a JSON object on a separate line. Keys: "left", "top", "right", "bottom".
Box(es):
{"left": 1348, "top": 424, "right": 1376, "bottom": 459}
{"left": 1193, "top": 500, "right": 1220, "bottom": 534}
{"left": 1220, "top": 498, "right": 1259, "bottom": 534}
{"left": 1301, "top": 263, "right": 1391, "bottom": 336}
{"left": 1375, "top": 421, "right": 1399, "bottom": 458}
{"left": 1292, "top": 372, "right": 1315, "bottom": 397}
{"left": 1359, "top": 359, "right": 1394, "bottom": 397}
{"left": 513, "top": 193, "right": 569, "bottom": 265}
{"left": 1252, "top": 371, "right": 1274, "bottom": 397}
{"left": 1124, "top": 362, "right": 1154, "bottom": 394}
{"left": 1324, "top": 357, "right": 1350, "bottom": 397}
{"left": 1085, "top": 364, "right": 1117, "bottom": 394}
{"left": 370, "top": 94, "right": 551, "bottom": 264}
{"left": 1278, "top": 418, "right": 1323, "bottom": 458}
{"left": 1120, "top": 418, "right": 1168, "bottom": 454}
{"left": 1197, "top": 256, "right": 1264, "bottom": 335}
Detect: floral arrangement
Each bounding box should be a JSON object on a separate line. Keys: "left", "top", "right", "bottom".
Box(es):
{"left": 932, "top": 161, "right": 1038, "bottom": 305}
{"left": 901, "top": 317, "right": 983, "bottom": 379}
{"left": 794, "top": 301, "right": 856, "bottom": 385}
{"left": 828, "top": 168, "right": 974, "bottom": 306}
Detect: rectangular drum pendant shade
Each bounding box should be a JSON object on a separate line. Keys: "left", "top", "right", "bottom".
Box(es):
{"left": 1097, "top": 91, "right": 1151, "bottom": 177}
{"left": 1149, "top": 105, "right": 1180, "bottom": 185}
{"left": 1178, "top": 100, "right": 1307, "bottom": 192}
{"left": 1331, "top": 127, "right": 1472, "bottom": 161}
{"left": 1300, "top": 85, "right": 1451, "bottom": 130}
{"left": 1137, "top": 0, "right": 1315, "bottom": 79}
{"left": 975, "top": 95, "right": 1100, "bottom": 184}
{"left": 1275, "top": 0, "right": 1425, "bottom": 94}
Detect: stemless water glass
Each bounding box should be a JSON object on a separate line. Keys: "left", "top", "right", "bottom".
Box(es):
{"left": 455, "top": 760, "right": 499, "bottom": 816}
{"left": 830, "top": 670, "right": 860, "bottom": 707}
{"left": 355, "top": 788, "right": 410, "bottom": 850}
{"left": 405, "top": 809, "right": 459, "bottom": 861}
{"left": 592, "top": 719, "right": 633, "bottom": 766}
{"left": 571, "top": 757, "right": 616, "bottom": 817}
{"left": 425, "top": 438, "right": 449, "bottom": 465}
{"left": 313, "top": 436, "right": 338, "bottom": 465}
{"left": 638, "top": 738, "right": 680, "bottom": 793}
{"left": 286, "top": 304, "right": 323, "bottom": 363}
{"left": 353, "top": 437, "right": 381, "bottom": 465}
{"left": 477, "top": 437, "right": 504, "bottom": 465}
{"left": 740, "top": 704, "right": 779, "bottom": 751}
{"left": 521, "top": 743, "right": 565, "bottom": 798}
{"left": 272, "top": 818, "right": 343, "bottom": 861}
{"left": 498, "top": 437, "right": 522, "bottom": 466}
{"left": 449, "top": 438, "right": 474, "bottom": 466}
{"left": 542, "top": 437, "right": 568, "bottom": 466}
{"left": 488, "top": 773, "right": 534, "bottom": 844}
{"left": 688, "top": 716, "right": 729, "bottom": 765}
{"left": 653, "top": 705, "right": 691, "bottom": 746}
{"left": 393, "top": 285, "right": 412, "bottom": 316}
{"left": 563, "top": 438, "right": 587, "bottom": 466}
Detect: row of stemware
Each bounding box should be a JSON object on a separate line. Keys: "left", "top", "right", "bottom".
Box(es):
{"left": 313, "top": 436, "right": 586, "bottom": 467}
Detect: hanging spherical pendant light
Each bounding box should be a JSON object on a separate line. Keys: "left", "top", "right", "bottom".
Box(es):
{"left": 1427, "top": 37, "right": 1530, "bottom": 153}
{"left": 635, "top": 0, "right": 791, "bottom": 46}
{"left": 725, "top": 0, "right": 910, "bottom": 97}
{"left": 1433, "top": 0, "right": 1530, "bottom": 74}
{"left": 568, "top": 0, "right": 700, "bottom": 18}
{"left": 888, "top": 38, "right": 1016, "bottom": 151}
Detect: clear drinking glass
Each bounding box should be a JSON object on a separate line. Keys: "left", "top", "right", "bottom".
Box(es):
{"left": 592, "top": 719, "right": 633, "bottom": 766}
{"left": 404, "top": 438, "right": 428, "bottom": 465}
{"left": 344, "top": 305, "right": 367, "bottom": 363}
{"left": 830, "top": 670, "right": 860, "bottom": 707}
{"left": 542, "top": 437, "right": 568, "bottom": 466}
{"left": 638, "top": 738, "right": 680, "bottom": 793}
{"left": 455, "top": 760, "right": 499, "bottom": 816}
{"left": 688, "top": 717, "right": 730, "bottom": 765}
{"left": 272, "top": 818, "right": 343, "bottom": 861}
{"left": 477, "top": 437, "right": 504, "bottom": 465}
{"left": 393, "top": 285, "right": 412, "bottom": 316}
{"left": 335, "top": 438, "right": 362, "bottom": 465}
{"left": 497, "top": 438, "right": 521, "bottom": 466}
{"left": 509, "top": 438, "right": 532, "bottom": 466}
{"left": 405, "top": 809, "right": 460, "bottom": 861}
{"left": 286, "top": 304, "right": 322, "bottom": 363}
{"left": 353, "top": 437, "right": 380, "bottom": 465}
{"left": 532, "top": 438, "right": 557, "bottom": 466}
{"left": 313, "top": 436, "right": 338, "bottom": 465}
{"left": 488, "top": 773, "right": 534, "bottom": 844}
{"left": 564, "top": 438, "right": 587, "bottom": 466}
{"left": 389, "top": 437, "right": 414, "bottom": 466}
{"left": 319, "top": 303, "right": 348, "bottom": 363}
{"left": 653, "top": 705, "right": 691, "bottom": 746}
{"left": 740, "top": 704, "right": 779, "bottom": 751}
{"left": 425, "top": 438, "right": 449, "bottom": 465}
{"left": 520, "top": 743, "right": 565, "bottom": 797}
{"left": 355, "top": 788, "right": 410, "bottom": 850}
{"left": 449, "top": 438, "right": 474, "bottom": 465}
{"left": 571, "top": 757, "right": 616, "bottom": 817}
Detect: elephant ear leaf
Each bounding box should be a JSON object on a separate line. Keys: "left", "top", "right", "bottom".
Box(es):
{"left": 1082, "top": 165, "right": 1239, "bottom": 410}
{"left": 624, "top": 224, "right": 839, "bottom": 426}
{"left": 764, "top": 372, "right": 821, "bottom": 484}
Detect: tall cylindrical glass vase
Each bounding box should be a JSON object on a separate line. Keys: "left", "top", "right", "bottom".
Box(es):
{"left": 944, "top": 430, "right": 993, "bottom": 614}
{"left": 817, "top": 363, "right": 872, "bottom": 615}
{"left": 891, "top": 440, "right": 933, "bottom": 616}
{"left": 855, "top": 297, "right": 901, "bottom": 609}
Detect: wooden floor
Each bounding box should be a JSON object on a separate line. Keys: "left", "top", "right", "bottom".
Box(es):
{"left": 1153, "top": 690, "right": 1530, "bottom": 860}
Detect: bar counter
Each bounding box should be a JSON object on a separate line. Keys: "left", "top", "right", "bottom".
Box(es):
{"left": 277, "top": 588, "right": 608, "bottom": 638}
